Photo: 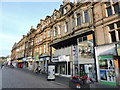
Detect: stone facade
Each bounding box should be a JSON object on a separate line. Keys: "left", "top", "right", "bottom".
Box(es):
{"left": 34, "top": 16, "right": 51, "bottom": 72}
{"left": 10, "top": 0, "right": 120, "bottom": 82}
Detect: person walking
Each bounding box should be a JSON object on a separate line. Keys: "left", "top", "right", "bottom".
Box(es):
{"left": 1, "top": 64, "right": 4, "bottom": 69}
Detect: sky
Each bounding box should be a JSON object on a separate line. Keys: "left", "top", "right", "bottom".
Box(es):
{"left": 0, "top": 1, "right": 70, "bottom": 57}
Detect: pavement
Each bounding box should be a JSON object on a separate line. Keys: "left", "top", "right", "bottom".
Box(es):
{"left": 2, "top": 67, "right": 72, "bottom": 89}
{"left": 15, "top": 68, "right": 120, "bottom": 88}
{"left": 1, "top": 66, "right": 120, "bottom": 90}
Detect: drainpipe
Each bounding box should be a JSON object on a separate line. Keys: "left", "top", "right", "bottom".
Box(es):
{"left": 91, "top": 2, "right": 98, "bottom": 82}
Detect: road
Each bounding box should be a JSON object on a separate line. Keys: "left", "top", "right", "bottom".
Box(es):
{"left": 2, "top": 67, "right": 71, "bottom": 89}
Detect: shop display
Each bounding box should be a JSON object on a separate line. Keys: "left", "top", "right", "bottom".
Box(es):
{"left": 100, "top": 70, "right": 107, "bottom": 80}
{"left": 98, "top": 55, "right": 116, "bottom": 85}
{"left": 99, "top": 59, "right": 108, "bottom": 69}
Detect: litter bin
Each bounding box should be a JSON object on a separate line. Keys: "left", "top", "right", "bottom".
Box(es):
{"left": 47, "top": 63, "right": 55, "bottom": 81}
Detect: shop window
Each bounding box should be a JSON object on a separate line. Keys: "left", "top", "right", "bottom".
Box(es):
{"left": 113, "top": 3, "right": 119, "bottom": 14}
{"left": 109, "top": 24, "right": 115, "bottom": 30}
{"left": 68, "top": 62, "right": 70, "bottom": 75}
{"left": 110, "top": 31, "right": 116, "bottom": 42}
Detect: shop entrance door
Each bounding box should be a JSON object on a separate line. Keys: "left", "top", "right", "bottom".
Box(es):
{"left": 60, "top": 64, "right": 65, "bottom": 74}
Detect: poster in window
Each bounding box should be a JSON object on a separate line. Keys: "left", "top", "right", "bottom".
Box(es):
{"left": 98, "top": 55, "right": 116, "bottom": 85}
{"left": 99, "top": 59, "right": 108, "bottom": 69}
{"left": 100, "top": 70, "right": 107, "bottom": 81}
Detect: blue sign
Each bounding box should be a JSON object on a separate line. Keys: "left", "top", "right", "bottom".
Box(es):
{"left": 43, "top": 58, "right": 46, "bottom": 60}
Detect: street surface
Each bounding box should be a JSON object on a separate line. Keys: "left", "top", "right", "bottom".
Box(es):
{"left": 2, "top": 67, "right": 70, "bottom": 89}
{"left": 1, "top": 67, "right": 119, "bottom": 90}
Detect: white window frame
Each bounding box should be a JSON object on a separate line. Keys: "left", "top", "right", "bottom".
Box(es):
{"left": 58, "top": 25, "right": 61, "bottom": 35}
{"left": 40, "top": 46, "right": 42, "bottom": 54}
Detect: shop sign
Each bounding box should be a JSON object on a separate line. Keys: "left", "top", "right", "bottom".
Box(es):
{"left": 40, "top": 58, "right": 43, "bottom": 61}
{"left": 18, "top": 60, "right": 22, "bottom": 62}
{"left": 73, "top": 45, "right": 78, "bottom": 64}
{"left": 51, "top": 58, "right": 59, "bottom": 62}
{"left": 23, "top": 58, "right": 26, "bottom": 61}
{"left": 59, "top": 55, "right": 66, "bottom": 62}
{"left": 46, "top": 57, "right": 50, "bottom": 60}
{"left": 98, "top": 55, "right": 116, "bottom": 86}
{"left": 35, "top": 52, "right": 39, "bottom": 61}
{"left": 66, "top": 56, "right": 70, "bottom": 62}
{"left": 43, "top": 58, "right": 46, "bottom": 60}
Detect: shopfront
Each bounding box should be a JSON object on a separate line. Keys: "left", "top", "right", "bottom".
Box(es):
{"left": 52, "top": 55, "right": 71, "bottom": 77}
{"left": 98, "top": 55, "right": 118, "bottom": 86}
{"left": 95, "top": 43, "right": 120, "bottom": 86}
{"left": 73, "top": 38, "right": 95, "bottom": 80}
{"left": 39, "top": 56, "right": 50, "bottom": 73}
{"left": 18, "top": 60, "right": 23, "bottom": 68}
{"left": 22, "top": 58, "right": 28, "bottom": 69}
{"left": 35, "top": 52, "right": 39, "bottom": 70}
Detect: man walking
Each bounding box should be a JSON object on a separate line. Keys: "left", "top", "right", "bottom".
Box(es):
{"left": 1, "top": 64, "right": 4, "bottom": 69}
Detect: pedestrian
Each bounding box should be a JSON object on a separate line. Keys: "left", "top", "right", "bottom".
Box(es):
{"left": 38, "top": 66, "right": 41, "bottom": 73}
{"left": 1, "top": 64, "right": 4, "bottom": 69}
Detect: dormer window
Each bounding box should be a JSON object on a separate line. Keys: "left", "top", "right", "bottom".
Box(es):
{"left": 42, "top": 23, "right": 45, "bottom": 30}
{"left": 55, "top": 13, "right": 57, "bottom": 19}
{"left": 65, "top": 7, "right": 68, "bottom": 14}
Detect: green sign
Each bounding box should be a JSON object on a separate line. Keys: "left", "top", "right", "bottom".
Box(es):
{"left": 98, "top": 55, "right": 116, "bottom": 86}
{"left": 36, "top": 52, "right": 39, "bottom": 61}
{"left": 98, "top": 55, "right": 113, "bottom": 60}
